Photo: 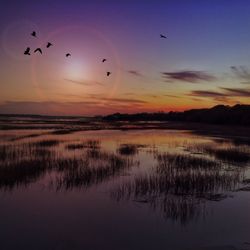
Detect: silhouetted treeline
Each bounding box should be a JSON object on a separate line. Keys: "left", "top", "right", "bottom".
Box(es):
{"left": 103, "top": 104, "right": 250, "bottom": 126}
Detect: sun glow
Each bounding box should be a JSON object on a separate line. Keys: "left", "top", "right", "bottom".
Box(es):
{"left": 65, "top": 60, "right": 89, "bottom": 80}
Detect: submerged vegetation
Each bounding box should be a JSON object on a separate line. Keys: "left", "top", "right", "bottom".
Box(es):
{"left": 117, "top": 143, "right": 147, "bottom": 156}
{"left": 0, "top": 124, "right": 249, "bottom": 224}
{"left": 0, "top": 138, "right": 134, "bottom": 190}
{"left": 50, "top": 129, "right": 78, "bottom": 135}
{"left": 56, "top": 153, "right": 133, "bottom": 190}
{"left": 111, "top": 150, "right": 246, "bottom": 224}
{"left": 204, "top": 146, "right": 250, "bottom": 164}
{"left": 157, "top": 153, "right": 221, "bottom": 171}
{"left": 9, "top": 133, "right": 44, "bottom": 141}
{"left": 117, "top": 144, "right": 139, "bottom": 156}
{"left": 32, "top": 139, "right": 61, "bottom": 147}
{"left": 185, "top": 143, "right": 250, "bottom": 165}
{"left": 66, "top": 139, "right": 101, "bottom": 151}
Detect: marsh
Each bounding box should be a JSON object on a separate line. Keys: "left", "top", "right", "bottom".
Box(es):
{"left": 0, "top": 117, "right": 250, "bottom": 250}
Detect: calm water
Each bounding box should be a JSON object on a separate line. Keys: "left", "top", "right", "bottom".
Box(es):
{"left": 0, "top": 128, "right": 250, "bottom": 250}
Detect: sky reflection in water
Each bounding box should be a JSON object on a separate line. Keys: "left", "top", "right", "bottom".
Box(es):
{"left": 0, "top": 129, "right": 250, "bottom": 249}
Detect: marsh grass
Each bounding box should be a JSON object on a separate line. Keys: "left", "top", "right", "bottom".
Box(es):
{"left": 0, "top": 158, "right": 53, "bottom": 190}
{"left": 50, "top": 129, "right": 81, "bottom": 135}
{"left": 185, "top": 143, "right": 250, "bottom": 165}
{"left": 0, "top": 143, "right": 55, "bottom": 163}
{"left": 0, "top": 139, "right": 134, "bottom": 190}
{"left": 157, "top": 153, "right": 221, "bottom": 172}
{"left": 0, "top": 143, "right": 54, "bottom": 190}
{"left": 111, "top": 170, "right": 241, "bottom": 224}
{"left": 0, "top": 144, "right": 34, "bottom": 162}
{"left": 205, "top": 146, "right": 250, "bottom": 164}
{"left": 55, "top": 153, "right": 133, "bottom": 190}
{"left": 111, "top": 151, "right": 243, "bottom": 224}
{"left": 83, "top": 139, "right": 100, "bottom": 149}
{"left": 117, "top": 143, "right": 147, "bottom": 156}
{"left": 118, "top": 144, "right": 138, "bottom": 156}
{"left": 113, "top": 170, "right": 240, "bottom": 199}
{"left": 156, "top": 195, "right": 202, "bottom": 225}
{"left": 32, "top": 140, "right": 61, "bottom": 148}
{"left": 111, "top": 179, "right": 205, "bottom": 225}
{"left": 9, "top": 133, "right": 45, "bottom": 142}
{"left": 66, "top": 144, "right": 86, "bottom": 150}
{"left": 1, "top": 128, "right": 249, "bottom": 224}
{"left": 66, "top": 139, "right": 101, "bottom": 151}
{"left": 0, "top": 145, "right": 12, "bottom": 161}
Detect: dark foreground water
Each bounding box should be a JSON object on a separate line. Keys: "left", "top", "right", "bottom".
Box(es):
{"left": 0, "top": 127, "right": 250, "bottom": 250}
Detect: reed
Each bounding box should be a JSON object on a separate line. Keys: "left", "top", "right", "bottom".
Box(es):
{"left": 205, "top": 146, "right": 250, "bottom": 164}
{"left": 54, "top": 153, "right": 133, "bottom": 189}
{"left": 32, "top": 140, "right": 60, "bottom": 147}
{"left": 185, "top": 143, "right": 250, "bottom": 165}
{"left": 157, "top": 153, "right": 221, "bottom": 172}
{"left": 117, "top": 144, "right": 138, "bottom": 156}
{"left": 0, "top": 140, "right": 134, "bottom": 190}
{"left": 117, "top": 143, "right": 147, "bottom": 156}
{"left": 111, "top": 151, "right": 243, "bottom": 223}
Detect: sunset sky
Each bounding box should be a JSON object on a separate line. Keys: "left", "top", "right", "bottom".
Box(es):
{"left": 1, "top": 0, "right": 250, "bottom": 115}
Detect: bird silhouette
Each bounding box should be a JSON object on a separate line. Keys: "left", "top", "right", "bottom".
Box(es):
{"left": 107, "top": 72, "right": 111, "bottom": 76}
{"left": 24, "top": 47, "right": 31, "bottom": 55}
{"left": 66, "top": 53, "right": 71, "bottom": 57}
{"left": 160, "top": 34, "right": 167, "bottom": 38}
{"left": 34, "top": 48, "right": 42, "bottom": 54}
{"left": 31, "top": 31, "right": 37, "bottom": 37}
{"left": 46, "top": 42, "right": 53, "bottom": 48}
{"left": 102, "top": 59, "right": 107, "bottom": 63}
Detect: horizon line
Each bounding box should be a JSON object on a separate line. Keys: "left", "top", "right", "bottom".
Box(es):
{"left": 0, "top": 103, "right": 247, "bottom": 118}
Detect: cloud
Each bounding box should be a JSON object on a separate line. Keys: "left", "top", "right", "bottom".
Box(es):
{"left": 145, "top": 94, "right": 158, "bottom": 98}
{"left": 91, "top": 96, "right": 148, "bottom": 104}
{"left": 121, "top": 92, "right": 136, "bottom": 96}
{"left": 230, "top": 66, "right": 250, "bottom": 83}
{"left": 188, "top": 87, "right": 250, "bottom": 103}
{"left": 163, "top": 94, "right": 179, "bottom": 98}
{"left": 189, "top": 90, "right": 226, "bottom": 98}
{"left": 127, "top": 70, "right": 143, "bottom": 77}
{"left": 64, "top": 79, "right": 104, "bottom": 86}
{"left": 162, "top": 70, "right": 216, "bottom": 83}
{"left": 220, "top": 87, "right": 250, "bottom": 97}
{"left": 188, "top": 90, "right": 230, "bottom": 103}
{"left": 190, "top": 97, "right": 204, "bottom": 102}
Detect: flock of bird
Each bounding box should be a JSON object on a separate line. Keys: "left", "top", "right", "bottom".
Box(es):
{"left": 24, "top": 31, "right": 167, "bottom": 77}
{"left": 24, "top": 31, "right": 53, "bottom": 55}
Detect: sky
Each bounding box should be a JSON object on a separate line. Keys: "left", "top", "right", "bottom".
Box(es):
{"left": 0, "top": 0, "right": 250, "bottom": 115}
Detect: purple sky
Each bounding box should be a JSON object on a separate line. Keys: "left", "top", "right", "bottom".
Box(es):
{"left": 1, "top": 0, "right": 250, "bottom": 115}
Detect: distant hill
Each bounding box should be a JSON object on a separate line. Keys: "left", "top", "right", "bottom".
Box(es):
{"left": 103, "top": 104, "right": 250, "bottom": 126}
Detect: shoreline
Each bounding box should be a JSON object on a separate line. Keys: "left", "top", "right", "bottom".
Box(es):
{"left": 1, "top": 120, "right": 250, "bottom": 140}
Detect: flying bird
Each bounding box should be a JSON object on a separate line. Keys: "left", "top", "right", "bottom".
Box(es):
{"left": 24, "top": 47, "right": 31, "bottom": 55}
{"left": 107, "top": 71, "right": 111, "bottom": 76}
{"left": 46, "top": 42, "right": 53, "bottom": 48}
{"left": 31, "top": 31, "right": 37, "bottom": 37}
{"left": 160, "top": 34, "right": 167, "bottom": 39}
{"left": 66, "top": 53, "right": 71, "bottom": 57}
{"left": 102, "top": 58, "right": 107, "bottom": 63}
{"left": 34, "top": 48, "right": 42, "bottom": 54}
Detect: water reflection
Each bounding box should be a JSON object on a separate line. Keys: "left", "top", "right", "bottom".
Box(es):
{"left": 0, "top": 128, "right": 249, "bottom": 226}
{"left": 184, "top": 142, "right": 250, "bottom": 165}
{"left": 111, "top": 149, "right": 246, "bottom": 224}
{"left": 0, "top": 139, "right": 136, "bottom": 191}
{"left": 55, "top": 153, "right": 134, "bottom": 190}
{"left": 117, "top": 143, "right": 146, "bottom": 156}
